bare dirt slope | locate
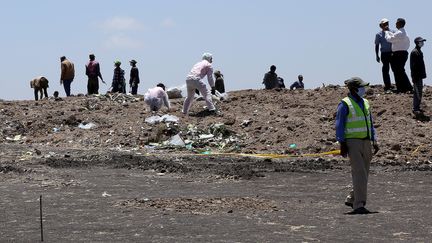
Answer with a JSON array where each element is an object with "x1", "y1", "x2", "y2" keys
[{"x1": 1, "y1": 85, "x2": 432, "y2": 165}]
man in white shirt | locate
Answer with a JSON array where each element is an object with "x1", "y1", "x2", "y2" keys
[
  {"x1": 144, "y1": 83, "x2": 171, "y2": 112},
  {"x1": 385, "y1": 18, "x2": 413, "y2": 93},
  {"x1": 182, "y1": 53, "x2": 217, "y2": 115}
]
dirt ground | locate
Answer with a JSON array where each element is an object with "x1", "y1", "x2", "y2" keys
[{"x1": 1, "y1": 86, "x2": 432, "y2": 242}]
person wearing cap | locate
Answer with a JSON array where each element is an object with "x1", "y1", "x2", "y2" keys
[
  {"x1": 385, "y1": 18, "x2": 413, "y2": 93},
  {"x1": 110, "y1": 61, "x2": 126, "y2": 93},
  {"x1": 262, "y1": 65, "x2": 279, "y2": 89},
  {"x1": 144, "y1": 83, "x2": 171, "y2": 112},
  {"x1": 129, "y1": 60, "x2": 140, "y2": 95},
  {"x1": 410, "y1": 37, "x2": 427, "y2": 113},
  {"x1": 182, "y1": 53, "x2": 217, "y2": 115},
  {"x1": 290, "y1": 75, "x2": 305, "y2": 90},
  {"x1": 60, "y1": 56, "x2": 75, "y2": 96},
  {"x1": 85, "y1": 54, "x2": 105, "y2": 95},
  {"x1": 335, "y1": 77, "x2": 379, "y2": 214},
  {"x1": 375, "y1": 18, "x2": 393, "y2": 91}
]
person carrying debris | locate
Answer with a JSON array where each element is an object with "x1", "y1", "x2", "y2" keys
[
  {"x1": 262, "y1": 65, "x2": 279, "y2": 89},
  {"x1": 335, "y1": 77, "x2": 379, "y2": 214},
  {"x1": 290, "y1": 75, "x2": 305, "y2": 90},
  {"x1": 182, "y1": 53, "x2": 217, "y2": 115},
  {"x1": 129, "y1": 59, "x2": 140, "y2": 95},
  {"x1": 60, "y1": 56, "x2": 75, "y2": 96},
  {"x1": 110, "y1": 61, "x2": 126, "y2": 93},
  {"x1": 30, "y1": 76, "x2": 49, "y2": 101},
  {"x1": 144, "y1": 83, "x2": 171, "y2": 112},
  {"x1": 85, "y1": 54, "x2": 105, "y2": 95}
]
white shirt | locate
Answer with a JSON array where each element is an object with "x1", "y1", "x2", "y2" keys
[
  {"x1": 144, "y1": 87, "x2": 170, "y2": 111},
  {"x1": 186, "y1": 60, "x2": 214, "y2": 87},
  {"x1": 385, "y1": 28, "x2": 410, "y2": 52}
]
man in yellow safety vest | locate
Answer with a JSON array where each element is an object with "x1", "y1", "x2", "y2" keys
[{"x1": 336, "y1": 77, "x2": 379, "y2": 214}]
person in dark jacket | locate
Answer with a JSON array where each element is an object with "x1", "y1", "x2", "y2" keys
[
  {"x1": 129, "y1": 59, "x2": 140, "y2": 95},
  {"x1": 111, "y1": 61, "x2": 126, "y2": 93},
  {"x1": 214, "y1": 70, "x2": 225, "y2": 93},
  {"x1": 410, "y1": 37, "x2": 427, "y2": 113},
  {"x1": 262, "y1": 65, "x2": 279, "y2": 89},
  {"x1": 410, "y1": 37, "x2": 426, "y2": 114}
]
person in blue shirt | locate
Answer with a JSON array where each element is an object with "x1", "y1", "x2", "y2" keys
[
  {"x1": 375, "y1": 18, "x2": 393, "y2": 91},
  {"x1": 290, "y1": 75, "x2": 305, "y2": 90},
  {"x1": 336, "y1": 77, "x2": 379, "y2": 214}
]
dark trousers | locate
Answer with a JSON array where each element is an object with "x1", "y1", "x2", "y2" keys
[
  {"x1": 63, "y1": 80, "x2": 72, "y2": 96},
  {"x1": 380, "y1": 52, "x2": 392, "y2": 90},
  {"x1": 34, "y1": 88, "x2": 48, "y2": 101},
  {"x1": 391, "y1": 51, "x2": 413, "y2": 92},
  {"x1": 413, "y1": 79, "x2": 423, "y2": 111},
  {"x1": 87, "y1": 77, "x2": 99, "y2": 95},
  {"x1": 131, "y1": 84, "x2": 138, "y2": 95}
]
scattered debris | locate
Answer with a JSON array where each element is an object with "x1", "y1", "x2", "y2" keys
[
  {"x1": 78, "y1": 122, "x2": 97, "y2": 130},
  {"x1": 145, "y1": 115, "x2": 180, "y2": 125}
]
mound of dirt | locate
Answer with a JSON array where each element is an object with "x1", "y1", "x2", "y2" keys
[{"x1": 1, "y1": 86, "x2": 432, "y2": 166}]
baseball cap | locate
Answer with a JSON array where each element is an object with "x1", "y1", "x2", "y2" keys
[
  {"x1": 380, "y1": 18, "x2": 389, "y2": 25},
  {"x1": 129, "y1": 59, "x2": 137, "y2": 64},
  {"x1": 344, "y1": 77, "x2": 369, "y2": 88},
  {"x1": 414, "y1": 37, "x2": 427, "y2": 43}
]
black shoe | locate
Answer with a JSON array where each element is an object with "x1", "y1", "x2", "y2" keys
[
  {"x1": 348, "y1": 207, "x2": 370, "y2": 215},
  {"x1": 345, "y1": 202, "x2": 353, "y2": 208}
]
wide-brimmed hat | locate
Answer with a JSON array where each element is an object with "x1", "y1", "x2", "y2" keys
[{"x1": 344, "y1": 77, "x2": 369, "y2": 88}]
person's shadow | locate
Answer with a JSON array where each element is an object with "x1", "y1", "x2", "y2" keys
[
  {"x1": 344, "y1": 210, "x2": 379, "y2": 215},
  {"x1": 189, "y1": 110, "x2": 220, "y2": 117}
]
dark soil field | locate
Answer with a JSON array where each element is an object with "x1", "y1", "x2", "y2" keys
[{"x1": 1, "y1": 86, "x2": 432, "y2": 242}]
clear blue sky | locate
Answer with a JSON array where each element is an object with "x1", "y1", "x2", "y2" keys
[{"x1": 1, "y1": 0, "x2": 430, "y2": 100}]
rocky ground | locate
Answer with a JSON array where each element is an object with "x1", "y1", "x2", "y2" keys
[{"x1": 1, "y1": 86, "x2": 432, "y2": 242}]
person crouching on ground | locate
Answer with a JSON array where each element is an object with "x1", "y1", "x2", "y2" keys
[
  {"x1": 182, "y1": 53, "x2": 217, "y2": 115},
  {"x1": 110, "y1": 60, "x2": 126, "y2": 93},
  {"x1": 262, "y1": 65, "x2": 279, "y2": 89},
  {"x1": 30, "y1": 76, "x2": 49, "y2": 101},
  {"x1": 290, "y1": 75, "x2": 305, "y2": 90},
  {"x1": 335, "y1": 77, "x2": 379, "y2": 214},
  {"x1": 144, "y1": 83, "x2": 171, "y2": 112}
]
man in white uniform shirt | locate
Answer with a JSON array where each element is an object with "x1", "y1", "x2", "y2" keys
[{"x1": 385, "y1": 18, "x2": 413, "y2": 93}]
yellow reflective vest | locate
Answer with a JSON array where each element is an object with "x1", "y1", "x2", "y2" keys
[{"x1": 342, "y1": 97, "x2": 372, "y2": 139}]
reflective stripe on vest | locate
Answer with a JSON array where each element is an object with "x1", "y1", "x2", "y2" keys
[{"x1": 342, "y1": 97, "x2": 372, "y2": 139}]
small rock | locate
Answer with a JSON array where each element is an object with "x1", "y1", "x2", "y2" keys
[
  {"x1": 227, "y1": 210, "x2": 233, "y2": 213},
  {"x1": 391, "y1": 144, "x2": 401, "y2": 151},
  {"x1": 34, "y1": 149, "x2": 42, "y2": 155}
]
